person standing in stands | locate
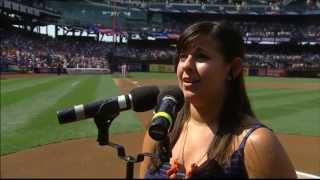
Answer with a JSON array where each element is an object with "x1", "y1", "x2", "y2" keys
[{"x1": 57, "y1": 61, "x2": 62, "y2": 75}]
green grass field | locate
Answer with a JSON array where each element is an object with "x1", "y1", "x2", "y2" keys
[
  {"x1": 1, "y1": 73, "x2": 320, "y2": 155},
  {"x1": 1, "y1": 75, "x2": 143, "y2": 155}
]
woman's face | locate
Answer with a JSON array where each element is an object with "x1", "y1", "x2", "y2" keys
[{"x1": 176, "y1": 35, "x2": 231, "y2": 106}]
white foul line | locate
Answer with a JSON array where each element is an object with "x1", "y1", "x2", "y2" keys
[
  {"x1": 296, "y1": 171, "x2": 320, "y2": 179},
  {"x1": 71, "y1": 81, "x2": 79, "y2": 87}
]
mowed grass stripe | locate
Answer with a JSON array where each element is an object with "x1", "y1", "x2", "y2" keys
[
  {"x1": 248, "y1": 89, "x2": 320, "y2": 109},
  {"x1": 1, "y1": 76, "x2": 72, "y2": 106},
  {"x1": 247, "y1": 88, "x2": 274, "y2": 94},
  {"x1": 244, "y1": 76, "x2": 320, "y2": 83},
  {"x1": 251, "y1": 89, "x2": 320, "y2": 136},
  {"x1": 1, "y1": 76, "x2": 81, "y2": 135},
  {"x1": 1, "y1": 75, "x2": 100, "y2": 155},
  {"x1": 255, "y1": 95, "x2": 320, "y2": 121},
  {"x1": 1, "y1": 76, "x2": 85, "y2": 155},
  {"x1": 257, "y1": 108, "x2": 320, "y2": 136},
  {"x1": 54, "y1": 75, "x2": 123, "y2": 137},
  {"x1": 34, "y1": 75, "x2": 101, "y2": 142},
  {"x1": 83, "y1": 75, "x2": 143, "y2": 134},
  {"x1": 249, "y1": 90, "x2": 320, "y2": 110},
  {"x1": 1, "y1": 76, "x2": 58, "y2": 93},
  {"x1": 93, "y1": 75, "x2": 120, "y2": 100},
  {"x1": 246, "y1": 88, "x2": 298, "y2": 100},
  {"x1": 108, "y1": 79, "x2": 143, "y2": 134},
  {"x1": 0, "y1": 76, "x2": 35, "y2": 86}
]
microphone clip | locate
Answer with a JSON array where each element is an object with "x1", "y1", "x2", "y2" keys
[{"x1": 94, "y1": 99, "x2": 120, "y2": 145}]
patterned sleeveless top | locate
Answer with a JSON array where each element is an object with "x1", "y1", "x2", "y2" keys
[{"x1": 145, "y1": 124, "x2": 269, "y2": 178}]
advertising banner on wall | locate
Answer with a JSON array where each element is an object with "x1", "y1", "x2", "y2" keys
[
  {"x1": 117, "y1": 63, "x2": 143, "y2": 72},
  {"x1": 258, "y1": 67, "x2": 268, "y2": 76},
  {"x1": 267, "y1": 68, "x2": 286, "y2": 77},
  {"x1": 149, "y1": 64, "x2": 175, "y2": 73}
]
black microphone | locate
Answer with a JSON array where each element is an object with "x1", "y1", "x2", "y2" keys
[
  {"x1": 148, "y1": 85, "x2": 184, "y2": 141},
  {"x1": 57, "y1": 86, "x2": 160, "y2": 124}
]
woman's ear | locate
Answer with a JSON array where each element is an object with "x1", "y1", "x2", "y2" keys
[{"x1": 229, "y1": 57, "x2": 243, "y2": 79}]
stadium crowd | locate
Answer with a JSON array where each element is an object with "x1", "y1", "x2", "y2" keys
[
  {"x1": 0, "y1": 30, "x2": 110, "y2": 72},
  {"x1": 245, "y1": 53, "x2": 320, "y2": 69},
  {"x1": 159, "y1": 20, "x2": 320, "y2": 41},
  {"x1": 112, "y1": 44, "x2": 175, "y2": 61},
  {"x1": 1, "y1": 29, "x2": 319, "y2": 73}
]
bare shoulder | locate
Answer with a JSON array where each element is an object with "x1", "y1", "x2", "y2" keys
[
  {"x1": 246, "y1": 126, "x2": 276, "y2": 147},
  {"x1": 243, "y1": 126, "x2": 297, "y2": 178}
]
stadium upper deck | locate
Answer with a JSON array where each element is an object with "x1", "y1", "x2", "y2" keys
[{"x1": 88, "y1": 0, "x2": 320, "y2": 15}]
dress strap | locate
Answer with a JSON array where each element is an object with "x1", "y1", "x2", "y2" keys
[{"x1": 238, "y1": 124, "x2": 271, "y2": 150}]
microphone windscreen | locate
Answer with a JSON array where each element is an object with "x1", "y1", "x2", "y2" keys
[
  {"x1": 57, "y1": 107, "x2": 77, "y2": 124},
  {"x1": 158, "y1": 85, "x2": 184, "y2": 111},
  {"x1": 130, "y1": 86, "x2": 160, "y2": 112}
]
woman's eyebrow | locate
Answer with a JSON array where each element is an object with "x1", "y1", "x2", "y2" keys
[{"x1": 193, "y1": 47, "x2": 210, "y2": 54}]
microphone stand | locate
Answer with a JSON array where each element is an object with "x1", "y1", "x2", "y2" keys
[
  {"x1": 93, "y1": 100, "x2": 170, "y2": 178},
  {"x1": 158, "y1": 136, "x2": 171, "y2": 163}
]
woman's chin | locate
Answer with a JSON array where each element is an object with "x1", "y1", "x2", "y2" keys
[
  {"x1": 183, "y1": 91, "x2": 197, "y2": 101},
  {"x1": 180, "y1": 83, "x2": 201, "y2": 100}
]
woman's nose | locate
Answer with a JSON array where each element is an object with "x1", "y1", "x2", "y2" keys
[{"x1": 182, "y1": 54, "x2": 195, "y2": 70}]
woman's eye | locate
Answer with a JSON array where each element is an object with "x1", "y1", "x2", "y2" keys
[
  {"x1": 194, "y1": 54, "x2": 209, "y2": 62},
  {"x1": 179, "y1": 54, "x2": 188, "y2": 61}
]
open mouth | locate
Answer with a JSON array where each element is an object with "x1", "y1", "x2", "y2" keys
[{"x1": 182, "y1": 79, "x2": 200, "y2": 84}]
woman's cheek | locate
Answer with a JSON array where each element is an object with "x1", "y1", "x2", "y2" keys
[
  {"x1": 176, "y1": 64, "x2": 183, "y2": 82},
  {"x1": 195, "y1": 63, "x2": 209, "y2": 78}
]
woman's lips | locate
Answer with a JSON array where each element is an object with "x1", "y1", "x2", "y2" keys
[{"x1": 182, "y1": 79, "x2": 200, "y2": 86}]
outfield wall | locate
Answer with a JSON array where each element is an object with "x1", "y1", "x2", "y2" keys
[{"x1": 1, "y1": 63, "x2": 319, "y2": 77}]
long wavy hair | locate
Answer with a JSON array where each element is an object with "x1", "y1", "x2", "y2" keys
[{"x1": 150, "y1": 20, "x2": 256, "y2": 171}]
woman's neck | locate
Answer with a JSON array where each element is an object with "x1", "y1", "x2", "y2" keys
[{"x1": 188, "y1": 101, "x2": 222, "y2": 127}]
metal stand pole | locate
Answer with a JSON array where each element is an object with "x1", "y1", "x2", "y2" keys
[{"x1": 126, "y1": 156, "x2": 135, "y2": 179}]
